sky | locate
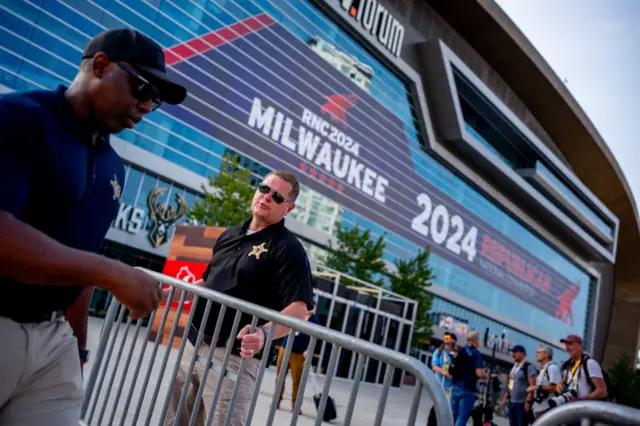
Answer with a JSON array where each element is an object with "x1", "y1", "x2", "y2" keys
[{"x1": 494, "y1": 0, "x2": 640, "y2": 214}]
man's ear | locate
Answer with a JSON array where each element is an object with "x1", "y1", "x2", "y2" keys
[
  {"x1": 285, "y1": 203, "x2": 295, "y2": 215},
  {"x1": 91, "y1": 52, "x2": 110, "y2": 78}
]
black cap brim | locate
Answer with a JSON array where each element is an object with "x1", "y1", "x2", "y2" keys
[{"x1": 138, "y1": 65, "x2": 187, "y2": 105}]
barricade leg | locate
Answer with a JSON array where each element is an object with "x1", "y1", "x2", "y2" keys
[{"x1": 163, "y1": 343, "x2": 208, "y2": 426}]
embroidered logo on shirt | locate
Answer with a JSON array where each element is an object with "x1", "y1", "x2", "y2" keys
[
  {"x1": 248, "y1": 243, "x2": 268, "y2": 259},
  {"x1": 110, "y1": 175, "x2": 121, "y2": 201}
]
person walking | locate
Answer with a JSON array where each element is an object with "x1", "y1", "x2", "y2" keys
[
  {"x1": 275, "y1": 310, "x2": 320, "y2": 413},
  {"x1": 0, "y1": 28, "x2": 186, "y2": 426},
  {"x1": 449, "y1": 330, "x2": 486, "y2": 426},
  {"x1": 500, "y1": 345, "x2": 537, "y2": 426},
  {"x1": 427, "y1": 332, "x2": 457, "y2": 426},
  {"x1": 163, "y1": 171, "x2": 315, "y2": 426}
]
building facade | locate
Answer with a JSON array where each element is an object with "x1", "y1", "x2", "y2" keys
[{"x1": 2, "y1": 0, "x2": 638, "y2": 364}]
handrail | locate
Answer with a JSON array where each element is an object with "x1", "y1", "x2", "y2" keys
[
  {"x1": 532, "y1": 401, "x2": 640, "y2": 426},
  {"x1": 137, "y1": 268, "x2": 453, "y2": 426}
]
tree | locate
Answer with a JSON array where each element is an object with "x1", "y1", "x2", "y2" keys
[
  {"x1": 388, "y1": 247, "x2": 436, "y2": 346},
  {"x1": 326, "y1": 223, "x2": 387, "y2": 286},
  {"x1": 189, "y1": 153, "x2": 255, "y2": 227},
  {"x1": 607, "y1": 353, "x2": 640, "y2": 408}
]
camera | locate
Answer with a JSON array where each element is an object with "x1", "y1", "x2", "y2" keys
[
  {"x1": 534, "y1": 388, "x2": 549, "y2": 404},
  {"x1": 547, "y1": 390, "x2": 577, "y2": 408}
]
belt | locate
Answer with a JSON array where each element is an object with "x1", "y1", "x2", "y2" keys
[{"x1": 2, "y1": 310, "x2": 64, "y2": 324}]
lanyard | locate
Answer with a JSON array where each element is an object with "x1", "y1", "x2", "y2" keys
[
  {"x1": 510, "y1": 360, "x2": 525, "y2": 379},
  {"x1": 568, "y1": 360, "x2": 582, "y2": 387}
]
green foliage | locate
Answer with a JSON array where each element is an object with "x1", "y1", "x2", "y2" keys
[
  {"x1": 326, "y1": 222, "x2": 436, "y2": 346},
  {"x1": 326, "y1": 223, "x2": 387, "y2": 286},
  {"x1": 189, "y1": 153, "x2": 254, "y2": 227},
  {"x1": 389, "y1": 248, "x2": 435, "y2": 346},
  {"x1": 606, "y1": 353, "x2": 640, "y2": 408}
]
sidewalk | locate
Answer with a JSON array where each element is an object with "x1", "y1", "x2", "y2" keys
[{"x1": 83, "y1": 317, "x2": 508, "y2": 425}]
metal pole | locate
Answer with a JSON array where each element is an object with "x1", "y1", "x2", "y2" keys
[
  {"x1": 363, "y1": 290, "x2": 383, "y2": 380},
  {"x1": 318, "y1": 271, "x2": 340, "y2": 373}
]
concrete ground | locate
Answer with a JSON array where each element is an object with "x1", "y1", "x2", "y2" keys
[{"x1": 82, "y1": 317, "x2": 508, "y2": 425}]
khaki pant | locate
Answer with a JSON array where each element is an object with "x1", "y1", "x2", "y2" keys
[
  {"x1": 0, "y1": 316, "x2": 84, "y2": 426},
  {"x1": 274, "y1": 347, "x2": 305, "y2": 409},
  {"x1": 164, "y1": 342, "x2": 259, "y2": 426}
]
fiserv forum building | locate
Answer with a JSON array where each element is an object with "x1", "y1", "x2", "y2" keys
[{"x1": 1, "y1": 0, "x2": 638, "y2": 365}]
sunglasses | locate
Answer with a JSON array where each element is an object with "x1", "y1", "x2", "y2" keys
[
  {"x1": 258, "y1": 183, "x2": 291, "y2": 205},
  {"x1": 116, "y1": 63, "x2": 162, "y2": 111}
]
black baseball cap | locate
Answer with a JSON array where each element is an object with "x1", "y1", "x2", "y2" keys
[{"x1": 83, "y1": 28, "x2": 187, "y2": 105}]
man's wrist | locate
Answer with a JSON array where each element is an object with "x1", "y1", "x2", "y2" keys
[{"x1": 257, "y1": 325, "x2": 268, "y2": 346}]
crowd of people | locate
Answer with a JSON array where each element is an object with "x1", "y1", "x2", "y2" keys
[{"x1": 429, "y1": 331, "x2": 608, "y2": 426}]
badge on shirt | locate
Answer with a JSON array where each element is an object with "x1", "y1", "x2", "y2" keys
[
  {"x1": 110, "y1": 174, "x2": 121, "y2": 201},
  {"x1": 248, "y1": 242, "x2": 268, "y2": 259}
]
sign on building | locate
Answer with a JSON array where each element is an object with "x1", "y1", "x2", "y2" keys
[{"x1": 111, "y1": 187, "x2": 188, "y2": 248}]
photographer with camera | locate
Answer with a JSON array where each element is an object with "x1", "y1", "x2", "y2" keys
[
  {"x1": 549, "y1": 335, "x2": 607, "y2": 425},
  {"x1": 527, "y1": 345, "x2": 561, "y2": 419},
  {"x1": 500, "y1": 345, "x2": 537, "y2": 426}
]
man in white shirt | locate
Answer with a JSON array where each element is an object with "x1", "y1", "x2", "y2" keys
[
  {"x1": 555, "y1": 335, "x2": 608, "y2": 426},
  {"x1": 527, "y1": 344, "x2": 561, "y2": 419}
]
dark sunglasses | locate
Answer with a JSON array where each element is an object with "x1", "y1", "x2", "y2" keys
[
  {"x1": 258, "y1": 183, "x2": 291, "y2": 205},
  {"x1": 116, "y1": 63, "x2": 162, "y2": 111}
]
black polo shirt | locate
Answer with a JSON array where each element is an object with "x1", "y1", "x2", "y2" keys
[
  {"x1": 0, "y1": 86, "x2": 125, "y2": 318},
  {"x1": 192, "y1": 218, "x2": 315, "y2": 339}
]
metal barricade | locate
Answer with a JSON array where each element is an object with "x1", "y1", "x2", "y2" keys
[
  {"x1": 81, "y1": 269, "x2": 453, "y2": 426},
  {"x1": 532, "y1": 401, "x2": 640, "y2": 426}
]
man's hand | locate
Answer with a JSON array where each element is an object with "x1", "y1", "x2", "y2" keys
[
  {"x1": 444, "y1": 373, "x2": 453, "y2": 379},
  {"x1": 556, "y1": 382, "x2": 566, "y2": 394},
  {"x1": 527, "y1": 385, "x2": 539, "y2": 393},
  {"x1": 104, "y1": 266, "x2": 161, "y2": 319},
  {"x1": 236, "y1": 324, "x2": 265, "y2": 359}
]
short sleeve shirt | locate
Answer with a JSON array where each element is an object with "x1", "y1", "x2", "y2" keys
[
  {"x1": 508, "y1": 361, "x2": 538, "y2": 403},
  {"x1": 0, "y1": 86, "x2": 124, "y2": 316},
  {"x1": 452, "y1": 346, "x2": 484, "y2": 393},
  {"x1": 566, "y1": 358, "x2": 603, "y2": 399},
  {"x1": 192, "y1": 218, "x2": 315, "y2": 338},
  {"x1": 432, "y1": 348, "x2": 453, "y2": 389},
  {"x1": 533, "y1": 362, "x2": 562, "y2": 413}
]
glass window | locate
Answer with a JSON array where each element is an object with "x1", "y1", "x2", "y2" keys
[
  {"x1": 536, "y1": 162, "x2": 613, "y2": 237},
  {"x1": 121, "y1": 167, "x2": 143, "y2": 205}
]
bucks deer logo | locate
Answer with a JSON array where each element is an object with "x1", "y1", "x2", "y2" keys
[{"x1": 147, "y1": 187, "x2": 188, "y2": 248}]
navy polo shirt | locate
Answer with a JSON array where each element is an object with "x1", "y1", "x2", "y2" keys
[{"x1": 0, "y1": 86, "x2": 125, "y2": 317}]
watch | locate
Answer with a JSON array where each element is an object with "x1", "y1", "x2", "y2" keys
[
  {"x1": 79, "y1": 349, "x2": 90, "y2": 363},
  {"x1": 256, "y1": 325, "x2": 269, "y2": 344}
]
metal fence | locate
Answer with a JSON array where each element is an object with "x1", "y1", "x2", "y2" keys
[
  {"x1": 80, "y1": 268, "x2": 453, "y2": 426},
  {"x1": 309, "y1": 264, "x2": 418, "y2": 387},
  {"x1": 532, "y1": 400, "x2": 640, "y2": 426}
]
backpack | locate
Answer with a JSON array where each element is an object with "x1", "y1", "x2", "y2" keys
[
  {"x1": 581, "y1": 355, "x2": 611, "y2": 401},
  {"x1": 521, "y1": 361, "x2": 538, "y2": 379},
  {"x1": 449, "y1": 346, "x2": 471, "y2": 380}
]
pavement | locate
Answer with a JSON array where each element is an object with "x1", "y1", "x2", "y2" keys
[{"x1": 82, "y1": 317, "x2": 509, "y2": 425}]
